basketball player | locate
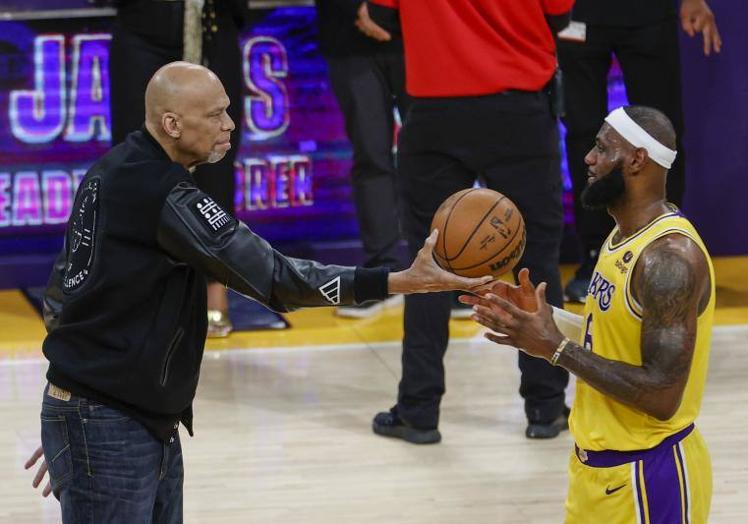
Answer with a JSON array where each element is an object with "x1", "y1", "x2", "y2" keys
[
  {"x1": 24, "y1": 62, "x2": 492, "y2": 523},
  {"x1": 462, "y1": 106, "x2": 714, "y2": 522}
]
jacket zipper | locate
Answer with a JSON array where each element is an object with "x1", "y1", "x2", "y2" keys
[{"x1": 160, "y1": 328, "x2": 184, "y2": 386}]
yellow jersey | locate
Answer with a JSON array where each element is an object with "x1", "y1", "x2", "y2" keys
[{"x1": 569, "y1": 209, "x2": 715, "y2": 451}]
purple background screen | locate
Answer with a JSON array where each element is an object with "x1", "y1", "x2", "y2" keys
[{"x1": 1, "y1": 4, "x2": 745, "y2": 263}]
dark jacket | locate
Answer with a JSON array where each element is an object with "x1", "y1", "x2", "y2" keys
[
  {"x1": 113, "y1": 0, "x2": 252, "y2": 50},
  {"x1": 43, "y1": 129, "x2": 388, "y2": 440}
]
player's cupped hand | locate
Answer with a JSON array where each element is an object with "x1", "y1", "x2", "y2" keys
[
  {"x1": 462, "y1": 277, "x2": 564, "y2": 360},
  {"x1": 460, "y1": 268, "x2": 538, "y2": 313}
]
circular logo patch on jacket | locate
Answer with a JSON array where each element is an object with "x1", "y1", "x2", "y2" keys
[{"x1": 63, "y1": 178, "x2": 99, "y2": 292}]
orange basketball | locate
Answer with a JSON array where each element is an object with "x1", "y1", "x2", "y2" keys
[{"x1": 431, "y1": 188, "x2": 526, "y2": 278}]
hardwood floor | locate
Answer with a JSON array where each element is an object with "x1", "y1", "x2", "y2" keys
[{"x1": 2, "y1": 327, "x2": 747, "y2": 523}]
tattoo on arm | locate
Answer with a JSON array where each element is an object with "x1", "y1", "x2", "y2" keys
[
  {"x1": 638, "y1": 247, "x2": 697, "y2": 390},
  {"x1": 557, "y1": 239, "x2": 701, "y2": 420}
]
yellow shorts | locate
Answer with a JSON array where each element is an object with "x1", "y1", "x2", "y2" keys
[{"x1": 565, "y1": 425, "x2": 711, "y2": 524}]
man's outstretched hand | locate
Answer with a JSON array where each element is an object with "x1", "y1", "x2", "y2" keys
[{"x1": 388, "y1": 230, "x2": 494, "y2": 295}]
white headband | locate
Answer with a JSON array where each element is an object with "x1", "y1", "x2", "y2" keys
[{"x1": 604, "y1": 107, "x2": 677, "y2": 169}]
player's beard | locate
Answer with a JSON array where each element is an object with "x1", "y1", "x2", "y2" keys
[{"x1": 581, "y1": 163, "x2": 626, "y2": 211}]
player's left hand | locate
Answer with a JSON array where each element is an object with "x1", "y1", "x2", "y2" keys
[
  {"x1": 680, "y1": 0, "x2": 722, "y2": 56},
  {"x1": 25, "y1": 445, "x2": 52, "y2": 498},
  {"x1": 388, "y1": 230, "x2": 493, "y2": 294},
  {"x1": 464, "y1": 281, "x2": 564, "y2": 361}
]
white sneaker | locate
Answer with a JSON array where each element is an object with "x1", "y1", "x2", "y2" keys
[{"x1": 336, "y1": 294, "x2": 403, "y2": 319}]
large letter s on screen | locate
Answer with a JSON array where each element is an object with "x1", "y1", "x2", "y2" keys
[{"x1": 244, "y1": 36, "x2": 289, "y2": 141}]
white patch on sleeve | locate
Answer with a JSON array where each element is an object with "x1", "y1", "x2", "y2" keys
[
  {"x1": 195, "y1": 196, "x2": 232, "y2": 232},
  {"x1": 319, "y1": 276, "x2": 341, "y2": 305}
]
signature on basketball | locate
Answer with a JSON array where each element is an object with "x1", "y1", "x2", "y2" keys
[
  {"x1": 489, "y1": 209, "x2": 514, "y2": 239},
  {"x1": 489, "y1": 229, "x2": 526, "y2": 273},
  {"x1": 480, "y1": 209, "x2": 515, "y2": 249}
]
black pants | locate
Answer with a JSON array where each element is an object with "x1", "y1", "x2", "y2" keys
[
  {"x1": 559, "y1": 17, "x2": 684, "y2": 254},
  {"x1": 109, "y1": 24, "x2": 242, "y2": 213},
  {"x1": 395, "y1": 91, "x2": 569, "y2": 428},
  {"x1": 327, "y1": 52, "x2": 410, "y2": 270}
]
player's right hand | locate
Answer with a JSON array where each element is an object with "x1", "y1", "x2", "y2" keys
[
  {"x1": 24, "y1": 445, "x2": 52, "y2": 498},
  {"x1": 466, "y1": 281, "x2": 564, "y2": 361},
  {"x1": 460, "y1": 268, "x2": 539, "y2": 313}
]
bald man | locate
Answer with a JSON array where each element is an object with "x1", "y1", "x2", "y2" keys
[
  {"x1": 26, "y1": 62, "x2": 491, "y2": 523},
  {"x1": 462, "y1": 105, "x2": 715, "y2": 522}
]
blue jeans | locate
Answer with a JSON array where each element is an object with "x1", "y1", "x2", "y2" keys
[{"x1": 40, "y1": 383, "x2": 183, "y2": 523}]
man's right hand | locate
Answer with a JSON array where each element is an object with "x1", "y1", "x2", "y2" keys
[
  {"x1": 25, "y1": 445, "x2": 52, "y2": 497},
  {"x1": 387, "y1": 230, "x2": 493, "y2": 295},
  {"x1": 355, "y1": 2, "x2": 392, "y2": 42}
]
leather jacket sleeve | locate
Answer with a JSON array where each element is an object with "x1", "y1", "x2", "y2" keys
[
  {"x1": 157, "y1": 182, "x2": 388, "y2": 312},
  {"x1": 43, "y1": 245, "x2": 67, "y2": 333}
]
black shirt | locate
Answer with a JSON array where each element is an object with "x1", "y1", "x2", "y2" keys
[{"x1": 572, "y1": 0, "x2": 678, "y2": 27}]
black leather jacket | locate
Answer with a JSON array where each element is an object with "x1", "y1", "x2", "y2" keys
[{"x1": 42, "y1": 129, "x2": 388, "y2": 439}]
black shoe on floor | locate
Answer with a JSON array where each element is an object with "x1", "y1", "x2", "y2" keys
[
  {"x1": 526, "y1": 406, "x2": 571, "y2": 439},
  {"x1": 563, "y1": 277, "x2": 590, "y2": 304},
  {"x1": 372, "y1": 411, "x2": 442, "y2": 444},
  {"x1": 564, "y1": 249, "x2": 599, "y2": 303}
]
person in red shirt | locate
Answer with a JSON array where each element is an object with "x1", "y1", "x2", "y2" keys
[{"x1": 361, "y1": 0, "x2": 575, "y2": 443}]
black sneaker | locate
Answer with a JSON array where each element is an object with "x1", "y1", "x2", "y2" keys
[
  {"x1": 526, "y1": 406, "x2": 571, "y2": 439},
  {"x1": 564, "y1": 249, "x2": 599, "y2": 303},
  {"x1": 563, "y1": 277, "x2": 590, "y2": 304},
  {"x1": 372, "y1": 411, "x2": 442, "y2": 444}
]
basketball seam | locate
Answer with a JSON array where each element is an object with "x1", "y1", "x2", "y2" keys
[
  {"x1": 444, "y1": 196, "x2": 507, "y2": 262},
  {"x1": 441, "y1": 188, "x2": 478, "y2": 271},
  {"x1": 449, "y1": 219, "x2": 525, "y2": 271}
]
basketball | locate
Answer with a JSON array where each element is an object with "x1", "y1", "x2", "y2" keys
[{"x1": 431, "y1": 188, "x2": 526, "y2": 278}]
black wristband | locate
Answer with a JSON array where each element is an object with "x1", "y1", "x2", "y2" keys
[{"x1": 353, "y1": 266, "x2": 390, "y2": 304}]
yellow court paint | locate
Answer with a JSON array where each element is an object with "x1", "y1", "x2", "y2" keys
[{"x1": 1, "y1": 258, "x2": 747, "y2": 358}]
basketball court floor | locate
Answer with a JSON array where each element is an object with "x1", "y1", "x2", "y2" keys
[{"x1": 1, "y1": 260, "x2": 747, "y2": 523}]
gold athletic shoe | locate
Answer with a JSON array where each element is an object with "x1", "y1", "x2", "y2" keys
[{"x1": 207, "y1": 310, "x2": 232, "y2": 338}]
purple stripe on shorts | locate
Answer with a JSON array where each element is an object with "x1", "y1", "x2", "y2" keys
[
  {"x1": 675, "y1": 443, "x2": 690, "y2": 524},
  {"x1": 642, "y1": 439, "x2": 684, "y2": 524},
  {"x1": 575, "y1": 424, "x2": 694, "y2": 468}
]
